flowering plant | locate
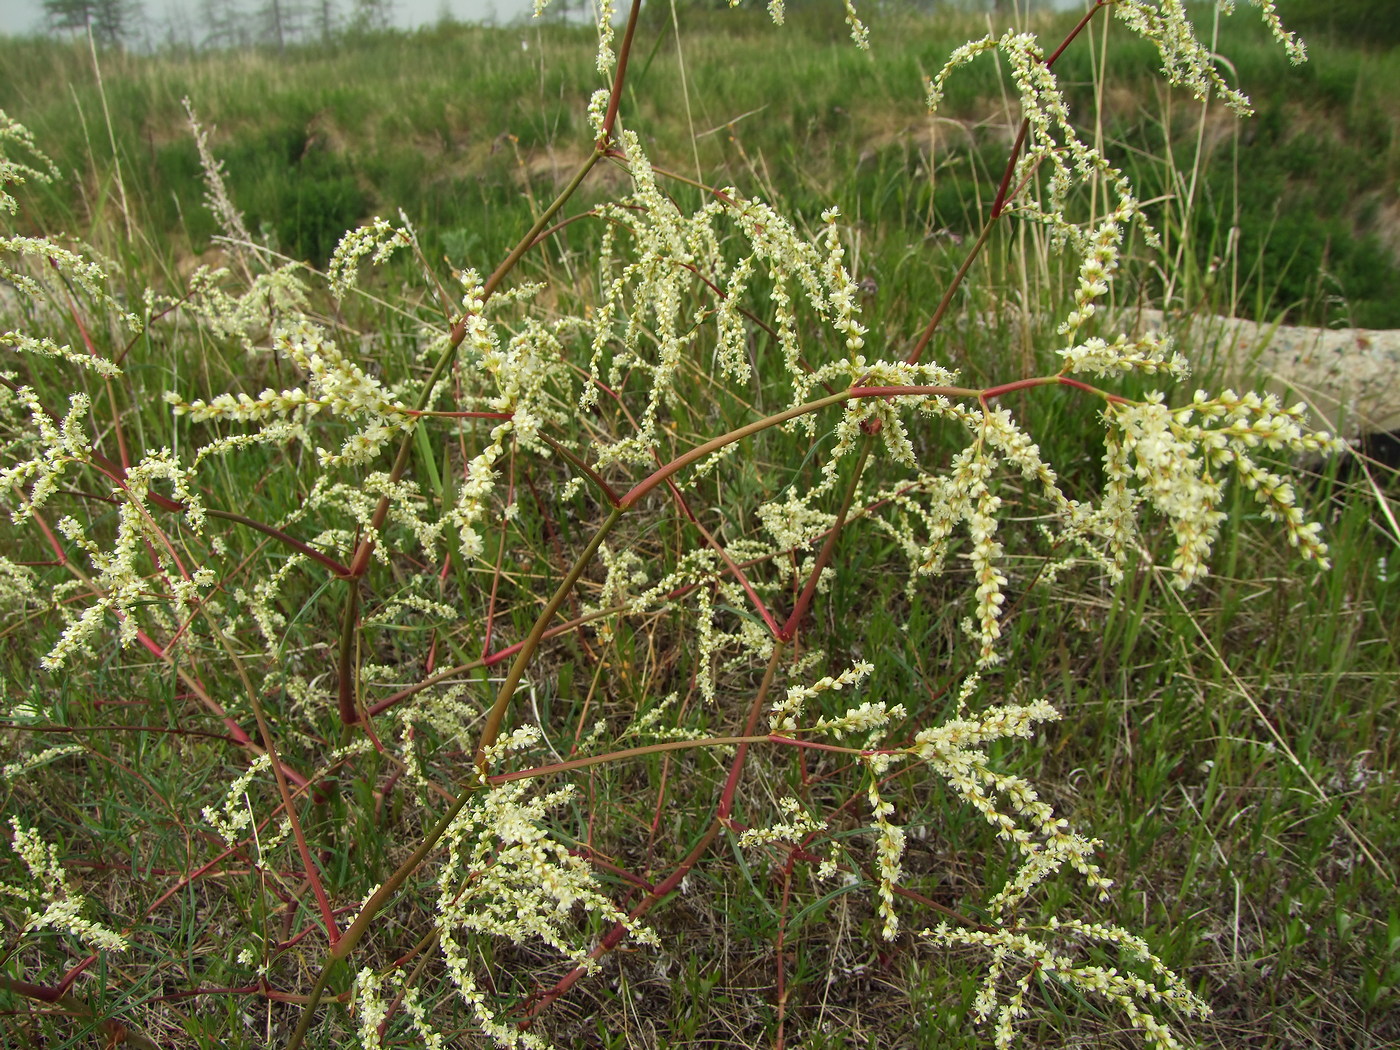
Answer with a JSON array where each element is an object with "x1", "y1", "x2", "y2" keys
[{"x1": 0, "y1": 3, "x2": 1361, "y2": 1048}]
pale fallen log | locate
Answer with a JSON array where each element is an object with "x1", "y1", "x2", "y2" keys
[{"x1": 1127, "y1": 309, "x2": 1400, "y2": 439}]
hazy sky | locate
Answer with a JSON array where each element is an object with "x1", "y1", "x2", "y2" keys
[
  {"x1": 0, "y1": 1, "x2": 1087, "y2": 39},
  {"x1": 0, "y1": 0, "x2": 541, "y2": 38}
]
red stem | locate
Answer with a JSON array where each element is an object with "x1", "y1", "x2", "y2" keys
[
  {"x1": 779, "y1": 434, "x2": 871, "y2": 641},
  {"x1": 597, "y1": 0, "x2": 646, "y2": 148},
  {"x1": 519, "y1": 645, "x2": 786, "y2": 1024},
  {"x1": 907, "y1": 0, "x2": 1110, "y2": 365}
]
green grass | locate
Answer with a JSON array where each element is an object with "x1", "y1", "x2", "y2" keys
[
  {"x1": 1, "y1": 5, "x2": 1398, "y2": 1050},
  {"x1": 3, "y1": 8, "x2": 1399, "y2": 319}
]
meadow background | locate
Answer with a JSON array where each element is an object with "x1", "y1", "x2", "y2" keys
[{"x1": 1, "y1": 1, "x2": 1398, "y2": 1047}]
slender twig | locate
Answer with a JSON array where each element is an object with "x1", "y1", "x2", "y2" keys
[
  {"x1": 596, "y1": 0, "x2": 646, "y2": 149},
  {"x1": 206, "y1": 614, "x2": 341, "y2": 945},
  {"x1": 520, "y1": 642, "x2": 788, "y2": 1022},
  {"x1": 905, "y1": 0, "x2": 1110, "y2": 365},
  {"x1": 684, "y1": 509, "x2": 781, "y2": 637},
  {"x1": 488, "y1": 733, "x2": 782, "y2": 783},
  {"x1": 0, "y1": 973, "x2": 161, "y2": 1050},
  {"x1": 780, "y1": 432, "x2": 873, "y2": 641},
  {"x1": 904, "y1": 217, "x2": 997, "y2": 365},
  {"x1": 204, "y1": 507, "x2": 351, "y2": 577},
  {"x1": 337, "y1": 581, "x2": 360, "y2": 725},
  {"x1": 333, "y1": 142, "x2": 613, "y2": 724},
  {"x1": 538, "y1": 432, "x2": 620, "y2": 505},
  {"x1": 473, "y1": 504, "x2": 625, "y2": 772}
]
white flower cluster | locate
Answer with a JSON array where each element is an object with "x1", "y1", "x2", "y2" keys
[
  {"x1": 1, "y1": 328, "x2": 121, "y2": 379},
  {"x1": 371, "y1": 781, "x2": 657, "y2": 1049},
  {"x1": 586, "y1": 88, "x2": 610, "y2": 140},
  {"x1": 1113, "y1": 0, "x2": 1305, "y2": 114},
  {"x1": 757, "y1": 491, "x2": 837, "y2": 553},
  {"x1": 927, "y1": 917, "x2": 1209, "y2": 1050},
  {"x1": 910, "y1": 696, "x2": 1112, "y2": 917},
  {"x1": 1059, "y1": 331, "x2": 1188, "y2": 379},
  {"x1": 1104, "y1": 389, "x2": 1342, "y2": 587},
  {"x1": 738, "y1": 795, "x2": 827, "y2": 849},
  {"x1": 768, "y1": 659, "x2": 873, "y2": 733},
  {"x1": 865, "y1": 765, "x2": 905, "y2": 941},
  {"x1": 202, "y1": 752, "x2": 272, "y2": 847},
  {"x1": 443, "y1": 270, "x2": 564, "y2": 561},
  {"x1": 754, "y1": 0, "x2": 867, "y2": 47},
  {"x1": 925, "y1": 2, "x2": 1310, "y2": 376},
  {"x1": 3, "y1": 817, "x2": 129, "y2": 953},
  {"x1": 180, "y1": 263, "x2": 313, "y2": 352},
  {"x1": 588, "y1": 542, "x2": 650, "y2": 643},
  {"x1": 1, "y1": 390, "x2": 93, "y2": 521},
  {"x1": 1, "y1": 743, "x2": 84, "y2": 781},
  {"x1": 0, "y1": 109, "x2": 58, "y2": 214},
  {"x1": 362, "y1": 590, "x2": 460, "y2": 628},
  {"x1": 869, "y1": 688, "x2": 1207, "y2": 1046},
  {"x1": 225, "y1": 517, "x2": 346, "y2": 652},
  {"x1": 593, "y1": 0, "x2": 616, "y2": 76},
  {"x1": 327, "y1": 216, "x2": 413, "y2": 302},
  {"x1": 809, "y1": 699, "x2": 905, "y2": 741},
  {"x1": 598, "y1": 547, "x2": 781, "y2": 706},
  {"x1": 929, "y1": 31, "x2": 1131, "y2": 245},
  {"x1": 862, "y1": 371, "x2": 1339, "y2": 660},
  {"x1": 802, "y1": 355, "x2": 962, "y2": 495},
  {"x1": 652, "y1": 555, "x2": 780, "y2": 705},
  {"x1": 0, "y1": 116, "x2": 136, "y2": 346},
  {"x1": 890, "y1": 407, "x2": 1054, "y2": 667},
  {"x1": 619, "y1": 691, "x2": 692, "y2": 744},
  {"x1": 1058, "y1": 196, "x2": 1139, "y2": 341},
  {"x1": 596, "y1": 542, "x2": 649, "y2": 611},
  {"x1": 2, "y1": 113, "x2": 141, "y2": 360},
  {"x1": 361, "y1": 473, "x2": 444, "y2": 554},
  {"x1": 694, "y1": 579, "x2": 720, "y2": 704},
  {"x1": 449, "y1": 421, "x2": 510, "y2": 562},
  {"x1": 477, "y1": 723, "x2": 543, "y2": 771},
  {"x1": 26, "y1": 447, "x2": 212, "y2": 671},
  {"x1": 183, "y1": 98, "x2": 255, "y2": 264},
  {"x1": 352, "y1": 966, "x2": 393, "y2": 1050},
  {"x1": 587, "y1": 132, "x2": 871, "y2": 467},
  {"x1": 169, "y1": 320, "x2": 413, "y2": 468}
]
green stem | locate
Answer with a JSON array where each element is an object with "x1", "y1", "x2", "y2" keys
[
  {"x1": 204, "y1": 507, "x2": 351, "y2": 576},
  {"x1": 597, "y1": 0, "x2": 646, "y2": 147},
  {"x1": 0, "y1": 974, "x2": 161, "y2": 1050},
  {"x1": 905, "y1": 0, "x2": 1108, "y2": 367},
  {"x1": 364, "y1": 605, "x2": 626, "y2": 719},
  {"x1": 538, "y1": 432, "x2": 620, "y2": 505},
  {"x1": 473, "y1": 504, "x2": 626, "y2": 772},
  {"x1": 904, "y1": 218, "x2": 997, "y2": 365},
  {"x1": 334, "y1": 145, "x2": 609, "y2": 725},
  {"x1": 284, "y1": 780, "x2": 479, "y2": 1050},
  {"x1": 488, "y1": 733, "x2": 782, "y2": 783},
  {"x1": 621, "y1": 383, "x2": 989, "y2": 509},
  {"x1": 780, "y1": 431, "x2": 873, "y2": 641},
  {"x1": 212, "y1": 618, "x2": 341, "y2": 945},
  {"x1": 336, "y1": 581, "x2": 360, "y2": 726},
  {"x1": 520, "y1": 641, "x2": 788, "y2": 1022},
  {"x1": 344, "y1": 144, "x2": 608, "y2": 583},
  {"x1": 288, "y1": 510, "x2": 627, "y2": 1050}
]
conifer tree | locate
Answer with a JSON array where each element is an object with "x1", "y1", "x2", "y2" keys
[{"x1": 41, "y1": 0, "x2": 140, "y2": 45}]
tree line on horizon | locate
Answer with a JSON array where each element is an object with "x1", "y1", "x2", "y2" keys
[
  {"x1": 32, "y1": 0, "x2": 407, "y2": 51},
  {"x1": 23, "y1": 0, "x2": 1400, "y2": 59}
]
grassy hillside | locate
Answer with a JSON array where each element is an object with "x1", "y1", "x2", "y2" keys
[
  {"x1": 2, "y1": 8, "x2": 1400, "y2": 323},
  {"x1": 0, "y1": 6, "x2": 1397, "y2": 1050}
]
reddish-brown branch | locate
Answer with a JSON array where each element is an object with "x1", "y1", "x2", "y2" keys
[
  {"x1": 596, "y1": 0, "x2": 646, "y2": 148},
  {"x1": 518, "y1": 644, "x2": 787, "y2": 1024},
  {"x1": 779, "y1": 433, "x2": 871, "y2": 641},
  {"x1": 907, "y1": 0, "x2": 1110, "y2": 364}
]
